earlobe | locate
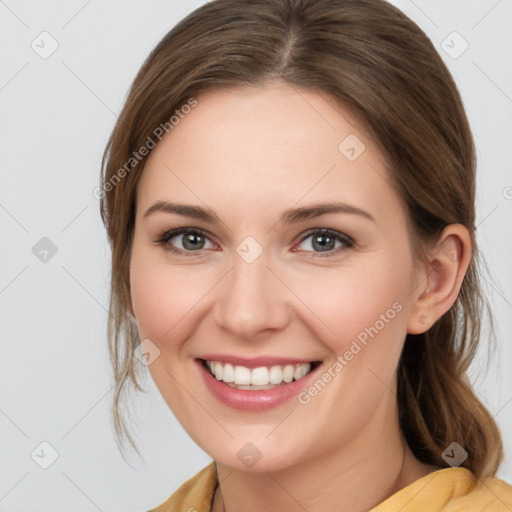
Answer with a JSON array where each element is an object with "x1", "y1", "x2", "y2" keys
[{"x1": 407, "y1": 224, "x2": 472, "y2": 335}]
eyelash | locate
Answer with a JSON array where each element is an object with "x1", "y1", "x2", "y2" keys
[{"x1": 154, "y1": 227, "x2": 355, "y2": 258}]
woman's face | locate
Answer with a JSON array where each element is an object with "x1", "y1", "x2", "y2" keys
[{"x1": 130, "y1": 80, "x2": 423, "y2": 471}]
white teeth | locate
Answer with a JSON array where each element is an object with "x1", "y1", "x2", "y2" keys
[
  {"x1": 283, "y1": 364, "x2": 295, "y2": 383},
  {"x1": 222, "y1": 363, "x2": 234, "y2": 383},
  {"x1": 214, "y1": 361, "x2": 223, "y2": 380},
  {"x1": 251, "y1": 367, "x2": 269, "y2": 385},
  {"x1": 234, "y1": 365, "x2": 251, "y2": 385},
  {"x1": 294, "y1": 364, "x2": 309, "y2": 380},
  {"x1": 269, "y1": 365, "x2": 283, "y2": 384},
  {"x1": 205, "y1": 360, "x2": 313, "y2": 386}
]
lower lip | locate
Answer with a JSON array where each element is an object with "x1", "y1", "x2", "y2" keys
[{"x1": 195, "y1": 359, "x2": 322, "y2": 411}]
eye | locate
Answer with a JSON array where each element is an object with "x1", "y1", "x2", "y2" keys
[
  {"x1": 293, "y1": 229, "x2": 354, "y2": 256},
  {"x1": 155, "y1": 227, "x2": 354, "y2": 258},
  {"x1": 155, "y1": 227, "x2": 216, "y2": 256}
]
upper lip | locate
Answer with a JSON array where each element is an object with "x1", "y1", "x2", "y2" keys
[{"x1": 197, "y1": 354, "x2": 321, "y2": 369}]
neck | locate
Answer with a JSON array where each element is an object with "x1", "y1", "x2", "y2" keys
[{"x1": 212, "y1": 393, "x2": 435, "y2": 512}]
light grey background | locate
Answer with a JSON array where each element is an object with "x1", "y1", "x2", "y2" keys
[{"x1": 0, "y1": 1, "x2": 511, "y2": 510}]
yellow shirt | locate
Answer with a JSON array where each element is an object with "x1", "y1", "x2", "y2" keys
[{"x1": 148, "y1": 461, "x2": 512, "y2": 512}]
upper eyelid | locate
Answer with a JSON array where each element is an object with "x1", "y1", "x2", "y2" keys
[
  {"x1": 158, "y1": 227, "x2": 353, "y2": 249},
  {"x1": 294, "y1": 229, "x2": 354, "y2": 252},
  {"x1": 159, "y1": 227, "x2": 216, "y2": 241}
]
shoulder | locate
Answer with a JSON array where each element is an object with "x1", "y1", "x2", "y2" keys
[
  {"x1": 148, "y1": 461, "x2": 218, "y2": 512},
  {"x1": 371, "y1": 467, "x2": 512, "y2": 511},
  {"x1": 444, "y1": 472, "x2": 512, "y2": 512}
]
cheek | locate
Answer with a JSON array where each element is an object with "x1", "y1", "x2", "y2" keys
[
  {"x1": 129, "y1": 248, "x2": 213, "y2": 344},
  {"x1": 287, "y1": 258, "x2": 411, "y2": 355}
]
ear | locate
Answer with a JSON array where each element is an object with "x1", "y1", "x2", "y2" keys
[{"x1": 407, "y1": 224, "x2": 472, "y2": 334}]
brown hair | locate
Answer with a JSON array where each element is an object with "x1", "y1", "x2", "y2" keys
[{"x1": 99, "y1": 0, "x2": 503, "y2": 478}]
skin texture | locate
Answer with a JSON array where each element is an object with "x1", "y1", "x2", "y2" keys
[{"x1": 129, "y1": 80, "x2": 471, "y2": 512}]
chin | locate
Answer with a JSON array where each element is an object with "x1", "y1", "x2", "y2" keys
[{"x1": 200, "y1": 434, "x2": 308, "y2": 473}]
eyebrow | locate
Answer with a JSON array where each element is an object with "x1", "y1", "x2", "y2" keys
[{"x1": 143, "y1": 200, "x2": 375, "y2": 224}]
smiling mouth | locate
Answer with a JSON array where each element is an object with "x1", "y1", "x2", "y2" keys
[{"x1": 199, "y1": 358, "x2": 322, "y2": 390}]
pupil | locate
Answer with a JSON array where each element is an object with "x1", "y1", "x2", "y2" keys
[
  {"x1": 181, "y1": 234, "x2": 335, "y2": 252},
  {"x1": 313, "y1": 235, "x2": 334, "y2": 252},
  {"x1": 183, "y1": 233, "x2": 204, "y2": 250}
]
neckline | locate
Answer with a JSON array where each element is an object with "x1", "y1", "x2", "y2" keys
[
  {"x1": 208, "y1": 462, "x2": 475, "y2": 511},
  {"x1": 369, "y1": 466, "x2": 475, "y2": 510}
]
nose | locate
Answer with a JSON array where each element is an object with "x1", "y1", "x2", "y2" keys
[{"x1": 213, "y1": 251, "x2": 291, "y2": 340}]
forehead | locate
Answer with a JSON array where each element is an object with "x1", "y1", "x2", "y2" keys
[{"x1": 136, "y1": 81, "x2": 403, "y2": 227}]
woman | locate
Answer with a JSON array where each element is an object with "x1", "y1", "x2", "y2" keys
[{"x1": 99, "y1": 0, "x2": 512, "y2": 510}]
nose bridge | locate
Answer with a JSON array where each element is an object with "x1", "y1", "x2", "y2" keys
[{"x1": 213, "y1": 246, "x2": 289, "y2": 338}]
